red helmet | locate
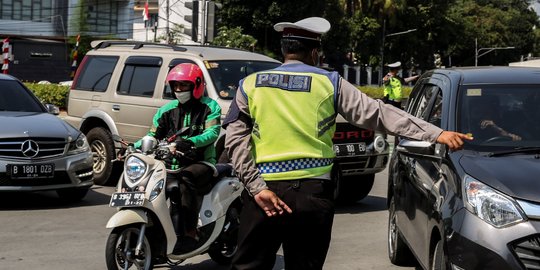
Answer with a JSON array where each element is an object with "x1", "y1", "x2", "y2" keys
[{"x1": 166, "y1": 63, "x2": 204, "y2": 99}]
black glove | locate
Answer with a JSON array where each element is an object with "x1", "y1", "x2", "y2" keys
[
  {"x1": 381, "y1": 95, "x2": 389, "y2": 104},
  {"x1": 175, "y1": 139, "x2": 194, "y2": 153},
  {"x1": 175, "y1": 139, "x2": 197, "y2": 164}
]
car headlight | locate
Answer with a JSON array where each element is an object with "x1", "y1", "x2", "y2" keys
[
  {"x1": 464, "y1": 175, "x2": 525, "y2": 228},
  {"x1": 67, "y1": 134, "x2": 90, "y2": 155},
  {"x1": 125, "y1": 156, "x2": 147, "y2": 182},
  {"x1": 149, "y1": 179, "x2": 165, "y2": 201}
]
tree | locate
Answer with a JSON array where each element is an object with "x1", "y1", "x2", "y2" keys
[{"x1": 210, "y1": 26, "x2": 258, "y2": 51}]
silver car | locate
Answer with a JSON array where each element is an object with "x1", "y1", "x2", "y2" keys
[{"x1": 0, "y1": 74, "x2": 93, "y2": 201}]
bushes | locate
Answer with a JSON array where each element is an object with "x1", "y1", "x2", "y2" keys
[
  {"x1": 20, "y1": 82, "x2": 411, "y2": 110},
  {"x1": 24, "y1": 83, "x2": 70, "y2": 109},
  {"x1": 356, "y1": 85, "x2": 412, "y2": 99}
]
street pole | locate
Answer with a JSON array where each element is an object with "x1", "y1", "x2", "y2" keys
[
  {"x1": 475, "y1": 38, "x2": 515, "y2": 66},
  {"x1": 378, "y1": 19, "x2": 386, "y2": 86},
  {"x1": 201, "y1": 0, "x2": 206, "y2": 44},
  {"x1": 166, "y1": 0, "x2": 170, "y2": 43},
  {"x1": 379, "y1": 26, "x2": 417, "y2": 85}
]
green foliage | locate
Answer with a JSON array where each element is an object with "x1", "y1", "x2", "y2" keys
[
  {"x1": 210, "y1": 26, "x2": 258, "y2": 50},
  {"x1": 24, "y1": 83, "x2": 70, "y2": 109}
]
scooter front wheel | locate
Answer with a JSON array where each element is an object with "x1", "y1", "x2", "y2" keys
[{"x1": 105, "y1": 225, "x2": 154, "y2": 270}]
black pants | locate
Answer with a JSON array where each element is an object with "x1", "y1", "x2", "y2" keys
[
  {"x1": 167, "y1": 163, "x2": 213, "y2": 235},
  {"x1": 231, "y1": 179, "x2": 335, "y2": 270}
]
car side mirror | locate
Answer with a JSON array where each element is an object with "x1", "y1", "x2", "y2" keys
[
  {"x1": 44, "y1": 103, "x2": 60, "y2": 115},
  {"x1": 395, "y1": 139, "x2": 443, "y2": 161}
]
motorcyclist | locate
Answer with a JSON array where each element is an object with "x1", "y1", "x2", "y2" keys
[{"x1": 134, "y1": 63, "x2": 221, "y2": 253}]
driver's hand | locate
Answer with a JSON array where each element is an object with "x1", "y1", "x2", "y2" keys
[
  {"x1": 480, "y1": 120, "x2": 495, "y2": 129},
  {"x1": 507, "y1": 133, "x2": 522, "y2": 141}
]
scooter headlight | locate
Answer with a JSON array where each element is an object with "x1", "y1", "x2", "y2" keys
[
  {"x1": 125, "y1": 156, "x2": 147, "y2": 182},
  {"x1": 149, "y1": 179, "x2": 165, "y2": 201}
]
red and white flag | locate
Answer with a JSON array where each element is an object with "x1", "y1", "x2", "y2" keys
[
  {"x1": 2, "y1": 37, "x2": 9, "y2": 74},
  {"x1": 142, "y1": 1, "x2": 149, "y2": 22}
]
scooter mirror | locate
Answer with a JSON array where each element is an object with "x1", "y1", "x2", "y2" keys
[{"x1": 140, "y1": 136, "x2": 157, "y2": 154}]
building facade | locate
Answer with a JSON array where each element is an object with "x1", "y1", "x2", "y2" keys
[{"x1": 0, "y1": 0, "x2": 134, "y2": 82}]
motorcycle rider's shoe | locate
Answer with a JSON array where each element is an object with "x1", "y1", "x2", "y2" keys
[{"x1": 173, "y1": 235, "x2": 200, "y2": 254}]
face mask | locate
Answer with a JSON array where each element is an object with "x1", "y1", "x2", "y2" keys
[{"x1": 175, "y1": 91, "x2": 191, "y2": 104}]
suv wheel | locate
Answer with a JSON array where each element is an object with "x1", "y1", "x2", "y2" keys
[{"x1": 87, "y1": 127, "x2": 115, "y2": 185}]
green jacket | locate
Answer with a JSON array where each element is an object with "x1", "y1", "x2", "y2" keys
[{"x1": 135, "y1": 97, "x2": 221, "y2": 165}]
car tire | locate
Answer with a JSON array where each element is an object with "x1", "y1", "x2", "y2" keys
[
  {"x1": 388, "y1": 197, "x2": 415, "y2": 266},
  {"x1": 334, "y1": 174, "x2": 375, "y2": 204},
  {"x1": 86, "y1": 127, "x2": 115, "y2": 186},
  {"x1": 432, "y1": 239, "x2": 447, "y2": 270},
  {"x1": 56, "y1": 187, "x2": 90, "y2": 202}
]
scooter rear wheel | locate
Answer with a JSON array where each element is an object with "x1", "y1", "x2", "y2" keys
[
  {"x1": 208, "y1": 201, "x2": 241, "y2": 265},
  {"x1": 105, "y1": 225, "x2": 154, "y2": 270}
]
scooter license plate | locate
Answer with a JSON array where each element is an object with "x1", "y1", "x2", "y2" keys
[{"x1": 109, "y1": 192, "x2": 145, "y2": 207}]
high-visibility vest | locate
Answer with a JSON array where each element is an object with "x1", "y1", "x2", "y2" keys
[
  {"x1": 383, "y1": 76, "x2": 403, "y2": 101},
  {"x1": 240, "y1": 63, "x2": 339, "y2": 180}
]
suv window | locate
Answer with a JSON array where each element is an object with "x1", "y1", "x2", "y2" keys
[
  {"x1": 74, "y1": 55, "x2": 118, "y2": 92},
  {"x1": 118, "y1": 56, "x2": 162, "y2": 97},
  {"x1": 206, "y1": 60, "x2": 281, "y2": 100}
]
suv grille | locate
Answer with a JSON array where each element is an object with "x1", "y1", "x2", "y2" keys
[
  {"x1": 512, "y1": 235, "x2": 540, "y2": 269},
  {"x1": 0, "y1": 137, "x2": 66, "y2": 159}
]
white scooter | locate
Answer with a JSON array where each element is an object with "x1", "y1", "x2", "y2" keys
[{"x1": 105, "y1": 132, "x2": 243, "y2": 270}]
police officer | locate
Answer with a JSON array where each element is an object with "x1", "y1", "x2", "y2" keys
[
  {"x1": 382, "y1": 61, "x2": 405, "y2": 108},
  {"x1": 136, "y1": 63, "x2": 221, "y2": 254},
  {"x1": 223, "y1": 17, "x2": 471, "y2": 270}
]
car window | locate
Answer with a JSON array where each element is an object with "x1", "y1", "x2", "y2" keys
[
  {"x1": 117, "y1": 56, "x2": 162, "y2": 97},
  {"x1": 458, "y1": 85, "x2": 540, "y2": 149},
  {"x1": 411, "y1": 85, "x2": 437, "y2": 120},
  {"x1": 163, "y1": 59, "x2": 197, "y2": 100},
  {"x1": 427, "y1": 90, "x2": 443, "y2": 127},
  {"x1": 74, "y1": 55, "x2": 118, "y2": 92},
  {"x1": 205, "y1": 60, "x2": 281, "y2": 100},
  {"x1": 0, "y1": 80, "x2": 44, "y2": 112}
]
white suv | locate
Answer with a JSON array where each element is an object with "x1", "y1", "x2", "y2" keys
[
  {"x1": 66, "y1": 41, "x2": 389, "y2": 203},
  {"x1": 65, "y1": 40, "x2": 280, "y2": 185}
]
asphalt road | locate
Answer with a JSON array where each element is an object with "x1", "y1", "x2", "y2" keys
[{"x1": 0, "y1": 167, "x2": 417, "y2": 270}]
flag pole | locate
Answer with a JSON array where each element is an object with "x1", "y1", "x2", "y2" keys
[{"x1": 144, "y1": 0, "x2": 149, "y2": 42}]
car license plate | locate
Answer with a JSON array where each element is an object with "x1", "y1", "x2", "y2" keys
[
  {"x1": 8, "y1": 164, "x2": 54, "y2": 179},
  {"x1": 109, "y1": 192, "x2": 145, "y2": 207},
  {"x1": 333, "y1": 142, "x2": 366, "y2": 156}
]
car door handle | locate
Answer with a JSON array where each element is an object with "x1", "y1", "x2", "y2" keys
[{"x1": 112, "y1": 105, "x2": 120, "y2": 111}]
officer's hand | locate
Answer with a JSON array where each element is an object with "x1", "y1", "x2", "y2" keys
[
  {"x1": 436, "y1": 131, "x2": 473, "y2": 151},
  {"x1": 254, "y1": 189, "x2": 292, "y2": 217}
]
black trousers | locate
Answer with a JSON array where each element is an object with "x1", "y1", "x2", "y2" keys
[
  {"x1": 167, "y1": 163, "x2": 213, "y2": 235},
  {"x1": 231, "y1": 179, "x2": 335, "y2": 270}
]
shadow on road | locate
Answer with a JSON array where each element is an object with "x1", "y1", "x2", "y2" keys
[
  {"x1": 0, "y1": 185, "x2": 111, "y2": 211},
  {"x1": 164, "y1": 254, "x2": 285, "y2": 270},
  {"x1": 335, "y1": 195, "x2": 388, "y2": 214}
]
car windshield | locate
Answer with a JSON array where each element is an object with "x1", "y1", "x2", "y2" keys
[
  {"x1": 457, "y1": 84, "x2": 540, "y2": 151},
  {"x1": 206, "y1": 60, "x2": 281, "y2": 100},
  {"x1": 0, "y1": 79, "x2": 44, "y2": 112}
]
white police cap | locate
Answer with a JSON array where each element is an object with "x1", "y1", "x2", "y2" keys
[
  {"x1": 387, "y1": 61, "x2": 402, "y2": 68},
  {"x1": 274, "y1": 17, "x2": 331, "y2": 41}
]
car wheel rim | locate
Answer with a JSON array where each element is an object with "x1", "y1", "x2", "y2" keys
[{"x1": 91, "y1": 140, "x2": 107, "y2": 174}]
